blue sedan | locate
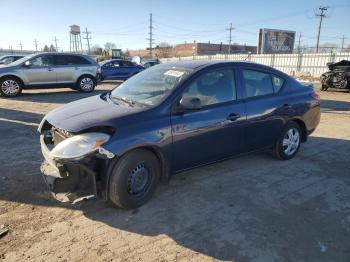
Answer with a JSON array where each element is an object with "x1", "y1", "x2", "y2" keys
[
  {"x1": 39, "y1": 61, "x2": 321, "y2": 209},
  {"x1": 98, "y1": 59, "x2": 144, "y2": 81}
]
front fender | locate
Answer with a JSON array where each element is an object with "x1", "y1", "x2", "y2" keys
[
  {"x1": 0, "y1": 72, "x2": 26, "y2": 85},
  {"x1": 99, "y1": 127, "x2": 173, "y2": 198}
]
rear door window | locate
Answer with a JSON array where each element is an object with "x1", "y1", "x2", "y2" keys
[
  {"x1": 122, "y1": 61, "x2": 134, "y2": 67},
  {"x1": 53, "y1": 55, "x2": 69, "y2": 65},
  {"x1": 67, "y1": 56, "x2": 91, "y2": 65},
  {"x1": 111, "y1": 61, "x2": 122, "y2": 67},
  {"x1": 242, "y1": 70, "x2": 274, "y2": 98}
]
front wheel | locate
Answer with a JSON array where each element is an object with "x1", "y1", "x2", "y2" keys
[
  {"x1": 77, "y1": 76, "x2": 95, "y2": 93},
  {"x1": 108, "y1": 149, "x2": 160, "y2": 209},
  {"x1": 0, "y1": 77, "x2": 23, "y2": 97},
  {"x1": 274, "y1": 122, "x2": 302, "y2": 160}
]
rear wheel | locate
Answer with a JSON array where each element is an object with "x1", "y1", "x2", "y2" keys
[
  {"x1": 274, "y1": 122, "x2": 302, "y2": 160},
  {"x1": 77, "y1": 75, "x2": 95, "y2": 93},
  {"x1": 321, "y1": 85, "x2": 328, "y2": 91},
  {"x1": 108, "y1": 149, "x2": 160, "y2": 209},
  {"x1": 0, "y1": 77, "x2": 23, "y2": 97}
]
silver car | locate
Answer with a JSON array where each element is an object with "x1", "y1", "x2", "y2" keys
[{"x1": 0, "y1": 52, "x2": 99, "y2": 97}]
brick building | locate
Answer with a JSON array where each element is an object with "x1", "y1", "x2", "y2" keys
[{"x1": 129, "y1": 42, "x2": 257, "y2": 58}]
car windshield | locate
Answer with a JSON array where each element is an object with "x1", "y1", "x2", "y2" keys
[
  {"x1": 110, "y1": 65, "x2": 190, "y2": 106},
  {"x1": 9, "y1": 54, "x2": 36, "y2": 66}
]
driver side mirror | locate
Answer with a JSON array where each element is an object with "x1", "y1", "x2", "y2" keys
[
  {"x1": 178, "y1": 96, "x2": 202, "y2": 111},
  {"x1": 24, "y1": 60, "x2": 32, "y2": 67}
]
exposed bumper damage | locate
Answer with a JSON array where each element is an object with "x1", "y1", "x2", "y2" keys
[
  {"x1": 39, "y1": 123, "x2": 112, "y2": 204},
  {"x1": 40, "y1": 134, "x2": 98, "y2": 203}
]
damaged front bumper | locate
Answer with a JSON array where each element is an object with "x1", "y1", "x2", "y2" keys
[{"x1": 40, "y1": 134, "x2": 99, "y2": 204}]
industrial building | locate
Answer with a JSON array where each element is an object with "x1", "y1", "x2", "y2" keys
[{"x1": 129, "y1": 42, "x2": 257, "y2": 58}]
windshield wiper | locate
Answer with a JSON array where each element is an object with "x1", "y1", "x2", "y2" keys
[{"x1": 109, "y1": 95, "x2": 135, "y2": 107}]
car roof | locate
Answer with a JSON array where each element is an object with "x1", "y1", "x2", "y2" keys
[
  {"x1": 161, "y1": 60, "x2": 256, "y2": 69},
  {"x1": 99, "y1": 59, "x2": 132, "y2": 64},
  {"x1": 160, "y1": 60, "x2": 289, "y2": 77}
]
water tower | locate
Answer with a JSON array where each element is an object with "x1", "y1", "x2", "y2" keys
[{"x1": 69, "y1": 25, "x2": 83, "y2": 53}]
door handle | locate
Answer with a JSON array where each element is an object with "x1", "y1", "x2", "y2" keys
[
  {"x1": 47, "y1": 68, "x2": 54, "y2": 71},
  {"x1": 74, "y1": 67, "x2": 79, "y2": 70},
  {"x1": 283, "y1": 104, "x2": 292, "y2": 109},
  {"x1": 226, "y1": 113, "x2": 241, "y2": 121}
]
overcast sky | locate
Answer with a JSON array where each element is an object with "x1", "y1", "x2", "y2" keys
[{"x1": 0, "y1": 0, "x2": 349, "y2": 51}]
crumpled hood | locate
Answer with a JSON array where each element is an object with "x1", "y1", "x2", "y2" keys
[{"x1": 43, "y1": 94, "x2": 140, "y2": 133}]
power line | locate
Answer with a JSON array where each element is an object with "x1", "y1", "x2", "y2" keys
[
  {"x1": 53, "y1": 36, "x2": 59, "y2": 51},
  {"x1": 316, "y1": 6, "x2": 328, "y2": 53},
  {"x1": 83, "y1": 27, "x2": 92, "y2": 54},
  {"x1": 33, "y1": 39, "x2": 39, "y2": 52},
  {"x1": 226, "y1": 23, "x2": 234, "y2": 54}
]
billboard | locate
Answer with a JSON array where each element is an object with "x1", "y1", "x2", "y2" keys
[{"x1": 258, "y1": 28, "x2": 296, "y2": 54}]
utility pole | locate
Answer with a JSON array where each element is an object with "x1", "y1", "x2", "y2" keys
[
  {"x1": 33, "y1": 39, "x2": 39, "y2": 52},
  {"x1": 19, "y1": 43, "x2": 23, "y2": 51},
  {"x1": 146, "y1": 13, "x2": 154, "y2": 57},
  {"x1": 9, "y1": 45, "x2": 13, "y2": 54},
  {"x1": 341, "y1": 35, "x2": 345, "y2": 51},
  {"x1": 226, "y1": 23, "x2": 234, "y2": 54},
  {"x1": 316, "y1": 6, "x2": 327, "y2": 53},
  {"x1": 53, "y1": 36, "x2": 59, "y2": 52},
  {"x1": 297, "y1": 32, "x2": 303, "y2": 53},
  {"x1": 83, "y1": 28, "x2": 91, "y2": 54}
]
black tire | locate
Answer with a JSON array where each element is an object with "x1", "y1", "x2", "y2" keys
[
  {"x1": 321, "y1": 85, "x2": 328, "y2": 91},
  {"x1": 274, "y1": 122, "x2": 302, "y2": 160},
  {"x1": 108, "y1": 149, "x2": 160, "y2": 209},
  {"x1": 76, "y1": 75, "x2": 95, "y2": 93},
  {"x1": 0, "y1": 77, "x2": 23, "y2": 97}
]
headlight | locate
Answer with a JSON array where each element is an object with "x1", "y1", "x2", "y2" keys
[{"x1": 50, "y1": 132, "x2": 110, "y2": 160}]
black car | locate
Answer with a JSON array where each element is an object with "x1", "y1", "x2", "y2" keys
[
  {"x1": 38, "y1": 61, "x2": 321, "y2": 209},
  {"x1": 320, "y1": 60, "x2": 350, "y2": 92},
  {"x1": 0, "y1": 55, "x2": 24, "y2": 65}
]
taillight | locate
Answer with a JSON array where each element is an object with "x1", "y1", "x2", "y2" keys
[{"x1": 310, "y1": 91, "x2": 320, "y2": 102}]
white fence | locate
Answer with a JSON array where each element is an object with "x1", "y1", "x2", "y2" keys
[
  {"x1": 0, "y1": 49, "x2": 34, "y2": 56},
  {"x1": 160, "y1": 52, "x2": 350, "y2": 77}
]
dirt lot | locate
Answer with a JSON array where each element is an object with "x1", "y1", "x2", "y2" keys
[{"x1": 0, "y1": 82, "x2": 349, "y2": 262}]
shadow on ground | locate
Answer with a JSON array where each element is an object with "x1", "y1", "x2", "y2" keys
[
  {"x1": 0, "y1": 83, "x2": 117, "y2": 104},
  {"x1": 1, "y1": 91, "x2": 350, "y2": 261},
  {"x1": 1, "y1": 129, "x2": 350, "y2": 261},
  {"x1": 321, "y1": 99, "x2": 350, "y2": 112},
  {"x1": 80, "y1": 135, "x2": 350, "y2": 261}
]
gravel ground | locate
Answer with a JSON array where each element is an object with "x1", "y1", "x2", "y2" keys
[{"x1": 0, "y1": 82, "x2": 349, "y2": 262}]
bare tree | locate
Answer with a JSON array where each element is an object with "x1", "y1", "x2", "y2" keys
[
  {"x1": 91, "y1": 44, "x2": 103, "y2": 55},
  {"x1": 104, "y1": 42, "x2": 116, "y2": 51},
  {"x1": 158, "y1": 42, "x2": 171, "y2": 48},
  {"x1": 156, "y1": 42, "x2": 172, "y2": 58},
  {"x1": 49, "y1": 44, "x2": 56, "y2": 52}
]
